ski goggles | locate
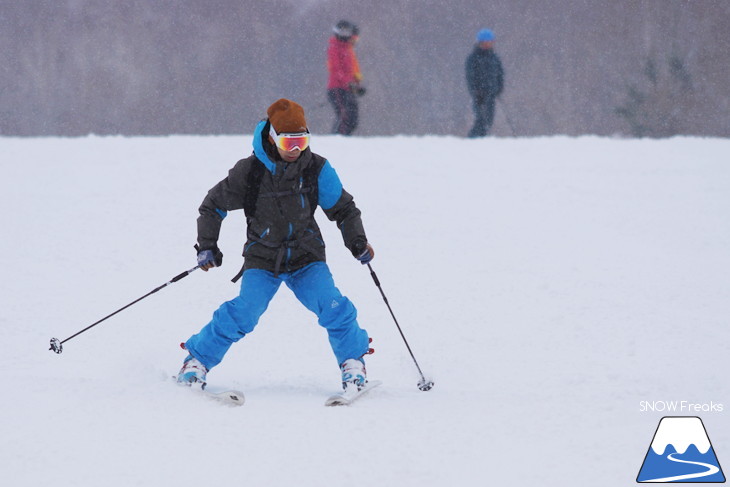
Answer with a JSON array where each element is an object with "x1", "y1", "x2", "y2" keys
[{"x1": 269, "y1": 125, "x2": 310, "y2": 152}]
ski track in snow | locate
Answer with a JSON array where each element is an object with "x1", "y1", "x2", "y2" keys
[{"x1": 3, "y1": 135, "x2": 730, "y2": 487}]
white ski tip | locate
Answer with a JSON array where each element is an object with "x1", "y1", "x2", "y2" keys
[{"x1": 205, "y1": 389, "x2": 246, "y2": 406}]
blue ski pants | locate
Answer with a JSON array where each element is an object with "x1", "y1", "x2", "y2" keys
[{"x1": 185, "y1": 262, "x2": 369, "y2": 369}]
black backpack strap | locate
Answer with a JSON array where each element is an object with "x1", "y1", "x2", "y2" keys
[
  {"x1": 231, "y1": 265, "x2": 245, "y2": 284},
  {"x1": 302, "y1": 155, "x2": 326, "y2": 215},
  {"x1": 232, "y1": 160, "x2": 266, "y2": 283},
  {"x1": 243, "y1": 160, "x2": 265, "y2": 218}
]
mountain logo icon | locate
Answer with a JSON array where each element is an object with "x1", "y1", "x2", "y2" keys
[{"x1": 637, "y1": 416, "x2": 725, "y2": 483}]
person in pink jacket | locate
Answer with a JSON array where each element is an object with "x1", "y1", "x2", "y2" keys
[{"x1": 327, "y1": 20, "x2": 365, "y2": 135}]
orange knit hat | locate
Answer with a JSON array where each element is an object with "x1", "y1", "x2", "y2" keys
[{"x1": 267, "y1": 99, "x2": 308, "y2": 134}]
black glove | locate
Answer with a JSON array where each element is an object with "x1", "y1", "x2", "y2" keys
[
  {"x1": 350, "y1": 239, "x2": 374, "y2": 264},
  {"x1": 356, "y1": 244, "x2": 374, "y2": 265},
  {"x1": 350, "y1": 82, "x2": 366, "y2": 97},
  {"x1": 196, "y1": 245, "x2": 223, "y2": 271}
]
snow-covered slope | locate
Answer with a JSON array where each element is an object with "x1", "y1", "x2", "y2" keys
[{"x1": 3, "y1": 134, "x2": 729, "y2": 486}]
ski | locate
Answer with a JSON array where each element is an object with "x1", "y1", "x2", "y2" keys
[
  {"x1": 198, "y1": 386, "x2": 245, "y2": 406},
  {"x1": 325, "y1": 380, "x2": 382, "y2": 407},
  {"x1": 173, "y1": 377, "x2": 245, "y2": 406}
]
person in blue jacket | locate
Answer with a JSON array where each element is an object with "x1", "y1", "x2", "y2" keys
[
  {"x1": 465, "y1": 28, "x2": 504, "y2": 137},
  {"x1": 177, "y1": 99, "x2": 375, "y2": 392}
]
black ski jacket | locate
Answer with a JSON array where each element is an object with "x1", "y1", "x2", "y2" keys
[
  {"x1": 465, "y1": 46, "x2": 504, "y2": 99},
  {"x1": 197, "y1": 119, "x2": 368, "y2": 277}
]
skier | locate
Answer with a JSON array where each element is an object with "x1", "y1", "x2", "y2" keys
[
  {"x1": 177, "y1": 98, "x2": 375, "y2": 392},
  {"x1": 327, "y1": 20, "x2": 365, "y2": 135},
  {"x1": 465, "y1": 28, "x2": 504, "y2": 137}
]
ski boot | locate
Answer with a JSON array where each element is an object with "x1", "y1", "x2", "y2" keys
[
  {"x1": 340, "y1": 358, "x2": 367, "y2": 392},
  {"x1": 177, "y1": 354, "x2": 208, "y2": 388}
]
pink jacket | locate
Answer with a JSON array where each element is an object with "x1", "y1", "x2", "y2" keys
[{"x1": 327, "y1": 37, "x2": 362, "y2": 90}]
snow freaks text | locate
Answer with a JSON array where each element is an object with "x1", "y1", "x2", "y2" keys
[{"x1": 639, "y1": 401, "x2": 724, "y2": 413}]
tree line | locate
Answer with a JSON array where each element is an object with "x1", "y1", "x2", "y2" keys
[{"x1": 1, "y1": 0, "x2": 728, "y2": 137}]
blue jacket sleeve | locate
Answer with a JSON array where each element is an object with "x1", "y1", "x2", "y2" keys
[
  {"x1": 318, "y1": 160, "x2": 343, "y2": 210},
  {"x1": 319, "y1": 160, "x2": 368, "y2": 256}
]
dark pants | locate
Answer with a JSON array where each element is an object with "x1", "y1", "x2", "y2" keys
[
  {"x1": 328, "y1": 88, "x2": 359, "y2": 135},
  {"x1": 468, "y1": 96, "x2": 496, "y2": 137}
]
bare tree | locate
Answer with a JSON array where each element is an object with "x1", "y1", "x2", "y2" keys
[{"x1": 616, "y1": 54, "x2": 694, "y2": 137}]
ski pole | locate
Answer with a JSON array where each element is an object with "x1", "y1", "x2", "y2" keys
[
  {"x1": 49, "y1": 266, "x2": 200, "y2": 354},
  {"x1": 366, "y1": 263, "x2": 434, "y2": 391},
  {"x1": 498, "y1": 98, "x2": 517, "y2": 136}
]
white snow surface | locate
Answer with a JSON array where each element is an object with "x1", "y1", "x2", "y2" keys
[{"x1": 3, "y1": 134, "x2": 729, "y2": 486}]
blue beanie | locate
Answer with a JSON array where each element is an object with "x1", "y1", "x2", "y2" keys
[{"x1": 477, "y1": 28, "x2": 495, "y2": 42}]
